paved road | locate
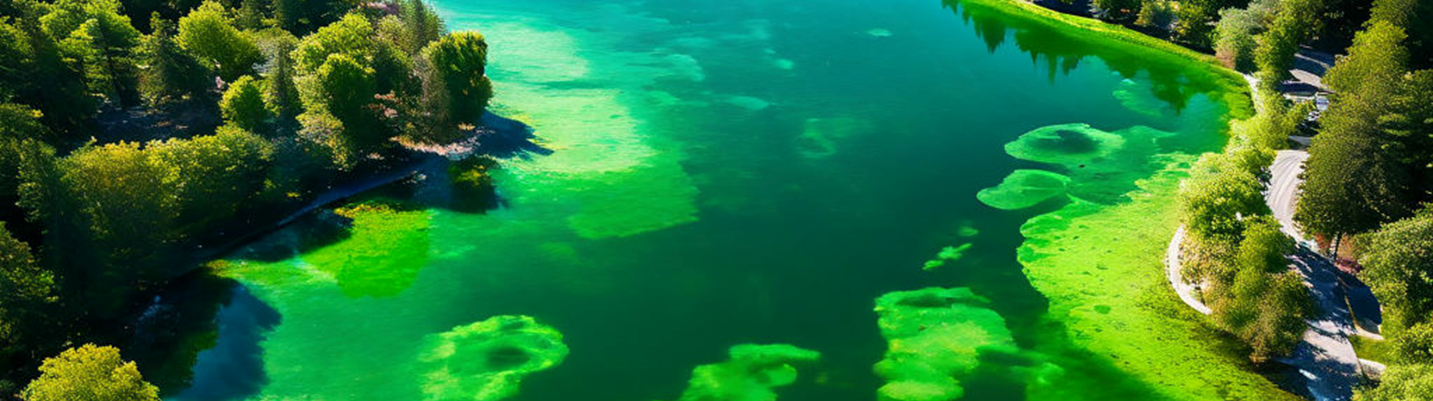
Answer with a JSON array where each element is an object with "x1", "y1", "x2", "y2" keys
[
  {"x1": 1266, "y1": 149, "x2": 1360, "y2": 401},
  {"x1": 1268, "y1": 150, "x2": 1311, "y2": 244}
]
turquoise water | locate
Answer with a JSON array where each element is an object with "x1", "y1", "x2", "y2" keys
[{"x1": 162, "y1": 0, "x2": 1273, "y2": 400}]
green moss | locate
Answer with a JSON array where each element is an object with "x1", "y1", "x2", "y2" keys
[
  {"x1": 418, "y1": 315, "x2": 569, "y2": 401},
  {"x1": 977, "y1": 169, "x2": 1072, "y2": 210},
  {"x1": 661, "y1": 344, "x2": 820, "y2": 401},
  {"x1": 873, "y1": 287, "x2": 1020, "y2": 401}
]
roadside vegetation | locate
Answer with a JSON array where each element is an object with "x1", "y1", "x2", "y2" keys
[
  {"x1": 0, "y1": 0, "x2": 492, "y2": 396},
  {"x1": 1142, "y1": 0, "x2": 1433, "y2": 394}
]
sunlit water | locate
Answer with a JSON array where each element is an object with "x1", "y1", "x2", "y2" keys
[{"x1": 160, "y1": 0, "x2": 1290, "y2": 400}]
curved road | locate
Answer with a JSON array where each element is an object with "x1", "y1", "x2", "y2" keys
[{"x1": 1267, "y1": 149, "x2": 1360, "y2": 401}]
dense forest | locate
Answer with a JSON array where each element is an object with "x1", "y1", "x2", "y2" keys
[{"x1": 0, "y1": 0, "x2": 492, "y2": 397}]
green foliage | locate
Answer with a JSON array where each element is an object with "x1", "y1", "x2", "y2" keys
[
  {"x1": 20, "y1": 344, "x2": 159, "y2": 401},
  {"x1": 0, "y1": 222, "x2": 55, "y2": 352},
  {"x1": 1235, "y1": 215, "x2": 1295, "y2": 274},
  {"x1": 1371, "y1": 0, "x2": 1433, "y2": 68},
  {"x1": 1209, "y1": 268, "x2": 1309, "y2": 361},
  {"x1": 177, "y1": 0, "x2": 263, "y2": 82},
  {"x1": 1135, "y1": 0, "x2": 1176, "y2": 31},
  {"x1": 256, "y1": 28, "x2": 303, "y2": 129},
  {"x1": 1094, "y1": 0, "x2": 1143, "y2": 21},
  {"x1": 1392, "y1": 322, "x2": 1433, "y2": 363},
  {"x1": 421, "y1": 31, "x2": 492, "y2": 131},
  {"x1": 220, "y1": 75, "x2": 270, "y2": 132},
  {"x1": 1254, "y1": 0, "x2": 1324, "y2": 86},
  {"x1": 138, "y1": 17, "x2": 213, "y2": 108},
  {"x1": 311, "y1": 53, "x2": 387, "y2": 156},
  {"x1": 1360, "y1": 215, "x2": 1433, "y2": 333},
  {"x1": 13, "y1": 15, "x2": 95, "y2": 134},
  {"x1": 43, "y1": 0, "x2": 143, "y2": 107},
  {"x1": 149, "y1": 126, "x2": 274, "y2": 234},
  {"x1": 1297, "y1": 22, "x2": 1415, "y2": 238},
  {"x1": 1355, "y1": 363, "x2": 1433, "y2": 401},
  {"x1": 1214, "y1": 0, "x2": 1275, "y2": 73},
  {"x1": 0, "y1": 104, "x2": 48, "y2": 204},
  {"x1": 292, "y1": 13, "x2": 373, "y2": 75},
  {"x1": 396, "y1": 0, "x2": 443, "y2": 55},
  {"x1": 1173, "y1": 0, "x2": 1236, "y2": 48},
  {"x1": 1179, "y1": 153, "x2": 1270, "y2": 241}
]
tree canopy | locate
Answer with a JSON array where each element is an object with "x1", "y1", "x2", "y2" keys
[{"x1": 20, "y1": 344, "x2": 159, "y2": 401}]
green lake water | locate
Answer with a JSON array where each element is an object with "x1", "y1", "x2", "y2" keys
[{"x1": 163, "y1": 0, "x2": 1292, "y2": 400}]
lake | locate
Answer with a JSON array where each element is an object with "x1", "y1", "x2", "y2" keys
[{"x1": 165, "y1": 0, "x2": 1293, "y2": 399}]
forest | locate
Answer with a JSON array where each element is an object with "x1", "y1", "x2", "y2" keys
[{"x1": 0, "y1": 0, "x2": 491, "y2": 397}]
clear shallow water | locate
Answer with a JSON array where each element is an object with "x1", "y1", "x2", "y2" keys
[{"x1": 162, "y1": 0, "x2": 1282, "y2": 400}]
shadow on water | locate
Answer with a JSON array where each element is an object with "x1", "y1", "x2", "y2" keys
[
  {"x1": 170, "y1": 286, "x2": 282, "y2": 401},
  {"x1": 127, "y1": 269, "x2": 280, "y2": 399},
  {"x1": 944, "y1": 0, "x2": 1242, "y2": 114}
]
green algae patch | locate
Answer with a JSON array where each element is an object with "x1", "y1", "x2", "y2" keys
[
  {"x1": 795, "y1": 117, "x2": 875, "y2": 159},
  {"x1": 419, "y1": 315, "x2": 569, "y2": 401},
  {"x1": 976, "y1": 169, "x2": 1072, "y2": 210},
  {"x1": 662, "y1": 344, "x2": 820, "y2": 401},
  {"x1": 922, "y1": 243, "x2": 973, "y2": 271},
  {"x1": 300, "y1": 203, "x2": 432, "y2": 298},
  {"x1": 1005, "y1": 124, "x2": 1125, "y2": 166},
  {"x1": 1016, "y1": 157, "x2": 1299, "y2": 401},
  {"x1": 873, "y1": 287, "x2": 1020, "y2": 401}
]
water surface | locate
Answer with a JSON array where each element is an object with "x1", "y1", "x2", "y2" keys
[{"x1": 168, "y1": 0, "x2": 1279, "y2": 399}]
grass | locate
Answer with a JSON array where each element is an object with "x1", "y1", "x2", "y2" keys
[{"x1": 1350, "y1": 335, "x2": 1395, "y2": 365}]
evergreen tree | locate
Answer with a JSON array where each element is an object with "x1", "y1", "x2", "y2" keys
[{"x1": 138, "y1": 16, "x2": 213, "y2": 108}]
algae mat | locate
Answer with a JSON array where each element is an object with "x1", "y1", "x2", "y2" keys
[{"x1": 167, "y1": 0, "x2": 1295, "y2": 400}]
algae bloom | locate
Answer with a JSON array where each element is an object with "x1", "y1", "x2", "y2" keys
[
  {"x1": 874, "y1": 287, "x2": 1019, "y2": 401},
  {"x1": 418, "y1": 315, "x2": 569, "y2": 401},
  {"x1": 663, "y1": 344, "x2": 821, "y2": 401},
  {"x1": 976, "y1": 170, "x2": 1071, "y2": 210}
]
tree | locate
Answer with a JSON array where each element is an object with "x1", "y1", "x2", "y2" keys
[
  {"x1": 42, "y1": 0, "x2": 143, "y2": 107},
  {"x1": 1296, "y1": 22, "x2": 1415, "y2": 239},
  {"x1": 1174, "y1": 0, "x2": 1237, "y2": 48},
  {"x1": 314, "y1": 53, "x2": 385, "y2": 152},
  {"x1": 0, "y1": 222, "x2": 55, "y2": 358},
  {"x1": 138, "y1": 16, "x2": 213, "y2": 108},
  {"x1": 149, "y1": 126, "x2": 274, "y2": 234},
  {"x1": 1384, "y1": 70, "x2": 1433, "y2": 194},
  {"x1": 397, "y1": 0, "x2": 442, "y2": 55},
  {"x1": 420, "y1": 31, "x2": 492, "y2": 131},
  {"x1": 1360, "y1": 215, "x2": 1433, "y2": 333},
  {"x1": 1210, "y1": 268, "x2": 1309, "y2": 361},
  {"x1": 1254, "y1": 0, "x2": 1324, "y2": 86},
  {"x1": 1214, "y1": 0, "x2": 1275, "y2": 72},
  {"x1": 1235, "y1": 215, "x2": 1295, "y2": 275},
  {"x1": 1371, "y1": 0, "x2": 1433, "y2": 68},
  {"x1": 1180, "y1": 154, "x2": 1270, "y2": 241},
  {"x1": 177, "y1": 0, "x2": 263, "y2": 82},
  {"x1": 13, "y1": 16, "x2": 95, "y2": 135},
  {"x1": 1355, "y1": 363, "x2": 1433, "y2": 401},
  {"x1": 220, "y1": 75, "x2": 270, "y2": 132},
  {"x1": 256, "y1": 28, "x2": 303, "y2": 130},
  {"x1": 19, "y1": 344, "x2": 159, "y2": 401},
  {"x1": 1393, "y1": 322, "x2": 1433, "y2": 363},
  {"x1": 292, "y1": 12, "x2": 373, "y2": 75},
  {"x1": 1094, "y1": 0, "x2": 1143, "y2": 22}
]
